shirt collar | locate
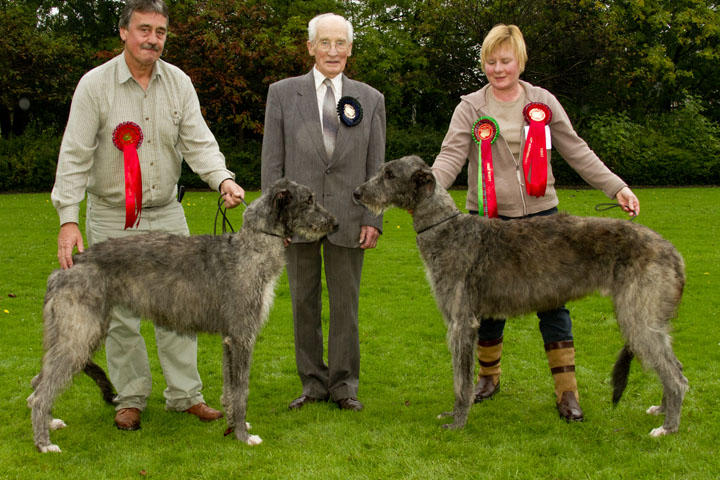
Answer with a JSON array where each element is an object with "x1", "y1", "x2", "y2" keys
[
  {"x1": 312, "y1": 66, "x2": 342, "y2": 93},
  {"x1": 117, "y1": 53, "x2": 163, "y2": 85}
]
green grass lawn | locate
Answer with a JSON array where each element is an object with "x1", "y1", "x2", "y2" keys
[{"x1": 1, "y1": 187, "x2": 718, "y2": 479}]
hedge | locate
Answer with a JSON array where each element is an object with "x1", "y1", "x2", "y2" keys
[{"x1": 2, "y1": 101, "x2": 718, "y2": 193}]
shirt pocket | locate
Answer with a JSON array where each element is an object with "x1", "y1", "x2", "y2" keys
[{"x1": 160, "y1": 108, "x2": 183, "y2": 147}]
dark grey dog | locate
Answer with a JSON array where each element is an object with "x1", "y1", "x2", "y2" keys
[
  {"x1": 353, "y1": 155, "x2": 687, "y2": 437},
  {"x1": 28, "y1": 179, "x2": 338, "y2": 452}
]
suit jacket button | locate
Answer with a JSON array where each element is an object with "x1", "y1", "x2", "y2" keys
[{"x1": 325, "y1": 169, "x2": 331, "y2": 174}]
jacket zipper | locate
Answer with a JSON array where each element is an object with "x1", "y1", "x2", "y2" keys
[{"x1": 499, "y1": 133, "x2": 528, "y2": 216}]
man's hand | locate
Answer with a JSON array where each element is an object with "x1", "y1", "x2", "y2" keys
[
  {"x1": 58, "y1": 223, "x2": 84, "y2": 269},
  {"x1": 359, "y1": 225, "x2": 380, "y2": 250},
  {"x1": 220, "y1": 179, "x2": 247, "y2": 209}
]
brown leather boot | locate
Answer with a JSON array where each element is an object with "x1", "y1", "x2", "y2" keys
[
  {"x1": 474, "y1": 375, "x2": 500, "y2": 402},
  {"x1": 557, "y1": 391, "x2": 584, "y2": 421},
  {"x1": 184, "y1": 402, "x2": 224, "y2": 422},
  {"x1": 474, "y1": 337, "x2": 502, "y2": 403},
  {"x1": 545, "y1": 340, "x2": 584, "y2": 422}
]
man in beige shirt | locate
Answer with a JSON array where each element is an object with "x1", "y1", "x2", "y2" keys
[{"x1": 51, "y1": 0, "x2": 245, "y2": 431}]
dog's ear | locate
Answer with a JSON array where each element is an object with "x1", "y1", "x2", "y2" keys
[
  {"x1": 412, "y1": 168, "x2": 436, "y2": 199},
  {"x1": 272, "y1": 189, "x2": 292, "y2": 213}
]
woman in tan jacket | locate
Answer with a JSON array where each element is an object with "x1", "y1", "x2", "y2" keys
[{"x1": 431, "y1": 24, "x2": 640, "y2": 422}]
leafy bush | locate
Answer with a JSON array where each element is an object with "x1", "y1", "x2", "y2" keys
[
  {"x1": 570, "y1": 97, "x2": 720, "y2": 186},
  {"x1": 178, "y1": 138, "x2": 263, "y2": 190},
  {"x1": 386, "y1": 124, "x2": 446, "y2": 163},
  {"x1": 0, "y1": 126, "x2": 60, "y2": 192},
  {"x1": 2, "y1": 104, "x2": 719, "y2": 192}
]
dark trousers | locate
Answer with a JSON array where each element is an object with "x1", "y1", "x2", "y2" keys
[
  {"x1": 286, "y1": 239, "x2": 364, "y2": 401},
  {"x1": 469, "y1": 207, "x2": 573, "y2": 344}
]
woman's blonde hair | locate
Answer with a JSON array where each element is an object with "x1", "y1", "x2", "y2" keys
[{"x1": 480, "y1": 24, "x2": 528, "y2": 73}]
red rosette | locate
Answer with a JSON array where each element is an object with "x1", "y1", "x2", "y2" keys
[
  {"x1": 112, "y1": 122, "x2": 144, "y2": 229},
  {"x1": 112, "y1": 122, "x2": 144, "y2": 151},
  {"x1": 523, "y1": 102, "x2": 552, "y2": 125},
  {"x1": 522, "y1": 103, "x2": 552, "y2": 197}
]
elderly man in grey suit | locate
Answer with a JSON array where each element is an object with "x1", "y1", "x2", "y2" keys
[{"x1": 261, "y1": 13, "x2": 385, "y2": 412}]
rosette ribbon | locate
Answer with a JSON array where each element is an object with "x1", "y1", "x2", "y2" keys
[
  {"x1": 472, "y1": 117, "x2": 500, "y2": 218},
  {"x1": 522, "y1": 102, "x2": 552, "y2": 197},
  {"x1": 337, "y1": 96, "x2": 363, "y2": 127},
  {"x1": 112, "y1": 122, "x2": 144, "y2": 229}
]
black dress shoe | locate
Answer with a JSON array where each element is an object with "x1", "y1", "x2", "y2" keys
[
  {"x1": 336, "y1": 397, "x2": 363, "y2": 411},
  {"x1": 288, "y1": 395, "x2": 327, "y2": 410}
]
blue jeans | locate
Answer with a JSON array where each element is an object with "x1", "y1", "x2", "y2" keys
[{"x1": 469, "y1": 207, "x2": 573, "y2": 344}]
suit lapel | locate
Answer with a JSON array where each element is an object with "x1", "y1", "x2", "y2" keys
[
  {"x1": 330, "y1": 75, "x2": 359, "y2": 167},
  {"x1": 296, "y1": 71, "x2": 330, "y2": 165}
]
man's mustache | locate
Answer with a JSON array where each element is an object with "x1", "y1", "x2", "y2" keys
[{"x1": 141, "y1": 43, "x2": 161, "y2": 52}]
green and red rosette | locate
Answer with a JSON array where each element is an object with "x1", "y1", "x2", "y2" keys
[
  {"x1": 522, "y1": 102, "x2": 552, "y2": 198},
  {"x1": 112, "y1": 121, "x2": 144, "y2": 229},
  {"x1": 472, "y1": 117, "x2": 499, "y2": 218}
]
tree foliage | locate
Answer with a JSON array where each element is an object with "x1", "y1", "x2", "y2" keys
[
  {"x1": 1, "y1": 0, "x2": 719, "y2": 186},
  {"x1": 164, "y1": 0, "x2": 317, "y2": 138}
]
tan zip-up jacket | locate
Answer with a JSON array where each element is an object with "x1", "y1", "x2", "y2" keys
[{"x1": 432, "y1": 80, "x2": 627, "y2": 217}]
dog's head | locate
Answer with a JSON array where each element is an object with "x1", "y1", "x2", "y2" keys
[
  {"x1": 353, "y1": 155, "x2": 436, "y2": 214},
  {"x1": 245, "y1": 179, "x2": 338, "y2": 240}
]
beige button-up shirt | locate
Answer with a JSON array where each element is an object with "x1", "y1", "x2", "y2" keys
[{"x1": 52, "y1": 54, "x2": 234, "y2": 225}]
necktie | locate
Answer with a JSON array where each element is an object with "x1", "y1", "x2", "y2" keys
[{"x1": 322, "y1": 78, "x2": 339, "y2": 158}]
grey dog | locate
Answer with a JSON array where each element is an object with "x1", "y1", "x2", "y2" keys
[
  {"x1": 28, "y1": 179, "x2": 338, "y2": 453},
  {"x1": 353, "y1": 155, "x2": 687, "y2": 437}
]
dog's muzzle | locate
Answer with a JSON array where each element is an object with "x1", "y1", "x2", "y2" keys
[{"x1": 330, "y1": 219, "x2": 340, "y2": 233}]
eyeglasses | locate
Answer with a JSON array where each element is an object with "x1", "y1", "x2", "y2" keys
[{"x1": 316, "y1": 39, "x2": 350, "y2": 52}]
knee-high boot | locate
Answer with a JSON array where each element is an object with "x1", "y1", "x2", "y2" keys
[
  {"x1": 545, "y1": 340, "x2": 584, "y2": 421},
  {"x1": 474, "y1": 337, "x2": 502, "y2": 403}
]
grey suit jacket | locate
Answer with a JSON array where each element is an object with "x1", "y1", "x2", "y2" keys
[{"x1": 261, "y1": 70, "x2": 386, "y2": 248}]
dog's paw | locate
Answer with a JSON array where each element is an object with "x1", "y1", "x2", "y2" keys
[
  {"x1": 436, "y1": 411, "x2": 453, "y2": 419},
  {"x1": 39, "y1": 444, "x2": 62, "y2": 453},
  {"x1": 26, "y1": 392, "x2": 35, "y2": 409},
  {"x1": 646, "y1": 405, "x2": 663, "y2": 416},
  {"x1": 245, "y1": 422, "x2": 252, "y2": 430},
  {"x1": 441, "y1": 421, "x2": 464, "y2": 430},
  {"x1": 650, "y1": 426, "x2": 668, "y2": 437},
  {"x1": 50, "y1": 418, "x2": 67, "y2": 430},
  {"x1": 246, "y1": 434, "x2": 262, "y2": 446}
]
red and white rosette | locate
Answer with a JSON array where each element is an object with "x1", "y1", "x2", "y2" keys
[
  {"x1": 472, "y1": 117, "x2": 500, "y2": 218},
  {"x1": 522, "y1": 102, "x2": 552, "y2": 197},
  {"x1": 112, "y1": 122, "x2": 144, "y2": 229}
]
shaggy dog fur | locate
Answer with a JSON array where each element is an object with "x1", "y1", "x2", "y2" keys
[
  {"x1": 353, "y1": 155, "x2": 688, "y2": 437},
  {"x1": 28, "y1": 179, "x2": 338, "y2": 452}
]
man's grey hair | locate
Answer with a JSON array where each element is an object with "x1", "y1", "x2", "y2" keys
[
  {"x1": 118, "y1": 0, "x2": 169, "y2": 30},
  {"x1": 308, "y1": 13, "x2": 353, "y2": 44}
]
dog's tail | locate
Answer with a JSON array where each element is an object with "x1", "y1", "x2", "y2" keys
[
  {"x1": 83, "y1": 361, "x2": 117, "y2": 405},
  {"x1": 611, "y1": 345, "x2": 634, "y2": 405}
]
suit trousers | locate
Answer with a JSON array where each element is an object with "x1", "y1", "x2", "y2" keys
[
  {"x1": 85, "y1": 194, "x2": 205, "y2": 412},
  {"x1": 286, "y1": 238, "x2": 365, "y2": 401},
  {"x1": 470, "y1": 207, "x2": 573, "y2": 344}
]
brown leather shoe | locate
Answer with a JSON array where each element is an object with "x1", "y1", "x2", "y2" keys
[
  {"x1": 557, "y1": 391, "x2": 584, "y2": 422},
  {"x1": 115, "y1": 408, "x2": 141, "y2": 431},
  {"x1": 288, "y1": 395, "x2": 328, "y2": 410},
  {"x1": 184, "y1": 402, "x2": 224, "y2": 422},
  {"x1": 473, "y1": 375, "x2": 500, "y2": 403},
  {"x1": 336, "y1": 397, "x2": 363, "y2": 411}
]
